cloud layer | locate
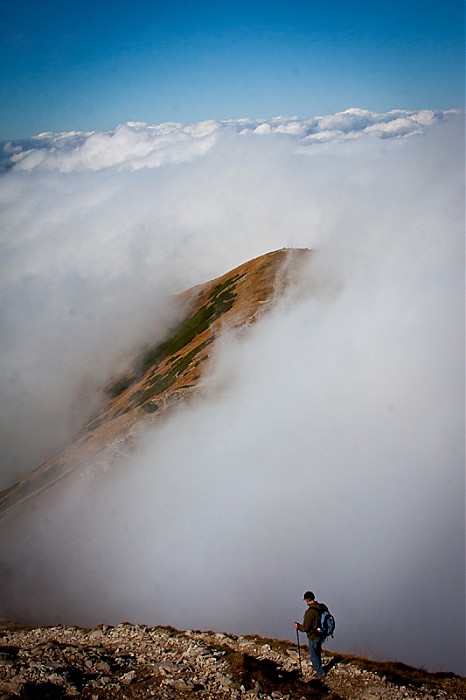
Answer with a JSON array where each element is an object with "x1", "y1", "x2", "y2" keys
[
  {"x1": 0, "y1": 110, "x2": 464, "y2": 674},
  {"x1": 1, "y1": 108, "x2": 457, "y2": 173}
]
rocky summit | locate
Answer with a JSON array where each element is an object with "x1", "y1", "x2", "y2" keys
[{"x1": 0, "y1": 622, "x2": 464, "y2": 700}]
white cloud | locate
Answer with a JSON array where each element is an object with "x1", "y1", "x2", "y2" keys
[
  {"x1": 1, "y1": 108, "x2": 458, "y2": 173},
  {"x1": 315, "y1": 107, "x2": 373, "y2": 132},
  {"x1": 0, "y1": 110, "x2": 463, "y2": 675},
  {"x1": 365, "y1": 117, "x2": 422, "y2": 138}
]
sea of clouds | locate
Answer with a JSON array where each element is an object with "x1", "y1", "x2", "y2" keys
[
  {"x1": 0, "y1": 107, "x2": 457, "y2": 173},
  {"x1": 0, "y1": 108, "x2": 464, "y2": 674}
]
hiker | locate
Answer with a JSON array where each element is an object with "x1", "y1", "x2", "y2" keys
[{"x1": 294, "y1": 591, "x2": 327, "y2": 677}]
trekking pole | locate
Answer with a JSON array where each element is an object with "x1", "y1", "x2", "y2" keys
[{"x1": 296, "y1": 627, "x2": 303, "y2": 676}]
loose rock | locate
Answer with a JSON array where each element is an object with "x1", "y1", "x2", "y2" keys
[{"x1": 0, "y1": 623, "x2": 464, "y2": 699}]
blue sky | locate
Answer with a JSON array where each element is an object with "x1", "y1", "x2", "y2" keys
[{"x1": 1, "y1": 0, "x2": 464, "y2": 139}]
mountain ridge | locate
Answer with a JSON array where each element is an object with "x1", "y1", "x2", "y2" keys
[{"x1": 0, "y1": 248, "x2": 310, "y2": 522}]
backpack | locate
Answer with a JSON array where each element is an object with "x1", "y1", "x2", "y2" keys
[{"x1": 318, "y1": 605, "x2": 335, "y2": 640}]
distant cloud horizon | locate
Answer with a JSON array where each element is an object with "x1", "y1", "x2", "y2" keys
[
  {"x1": 1, "y1": 2, "x2": 463, "y2": 141},
  {"x1": 1, "y1": 107, "x2": 460, "y2": 173}
]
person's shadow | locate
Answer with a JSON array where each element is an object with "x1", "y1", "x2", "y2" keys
[{"x1": 323, "y1": 656, "x2": 338, "y2": 674}]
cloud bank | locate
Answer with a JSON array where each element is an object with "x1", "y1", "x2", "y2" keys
[
  {"x1": 0, "y1": 110, "x2": 464, "y2": 675},
  {"x1": 1, "y1": 108, "x2": 457, "y2": 173}
]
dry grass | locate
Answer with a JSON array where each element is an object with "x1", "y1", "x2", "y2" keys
[{"x1": 330, "y1": 651, "x2": 466, "y2": 694}]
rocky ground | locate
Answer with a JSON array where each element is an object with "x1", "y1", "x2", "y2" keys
[{"x1": 0, "y1": 623, "x2": 464, "y2": 699}]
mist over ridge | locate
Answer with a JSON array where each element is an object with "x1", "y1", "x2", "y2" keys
[{"x1": 0, "y1": 110, "x2": 464, "y2": 676}]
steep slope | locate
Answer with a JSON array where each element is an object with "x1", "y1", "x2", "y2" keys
[{"x1": 0, "y1": 248, "x2": 309, "y2": 522}]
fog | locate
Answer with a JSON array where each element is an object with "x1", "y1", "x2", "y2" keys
[{"x1": 0, "y1": 110, "x2": 464, "y2": 674}]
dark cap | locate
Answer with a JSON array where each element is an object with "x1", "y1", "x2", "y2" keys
[{"x1": 303, "y1": 591, "x2": 315, "y2": 601}]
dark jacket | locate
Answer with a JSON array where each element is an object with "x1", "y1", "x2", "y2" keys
[{"x1": 297, "y1": 602, "x2": 327, "y2": 641}]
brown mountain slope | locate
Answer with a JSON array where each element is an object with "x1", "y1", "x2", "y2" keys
[{"x1": 0, "y1": 248, "x2": 310, "y2": 521}]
